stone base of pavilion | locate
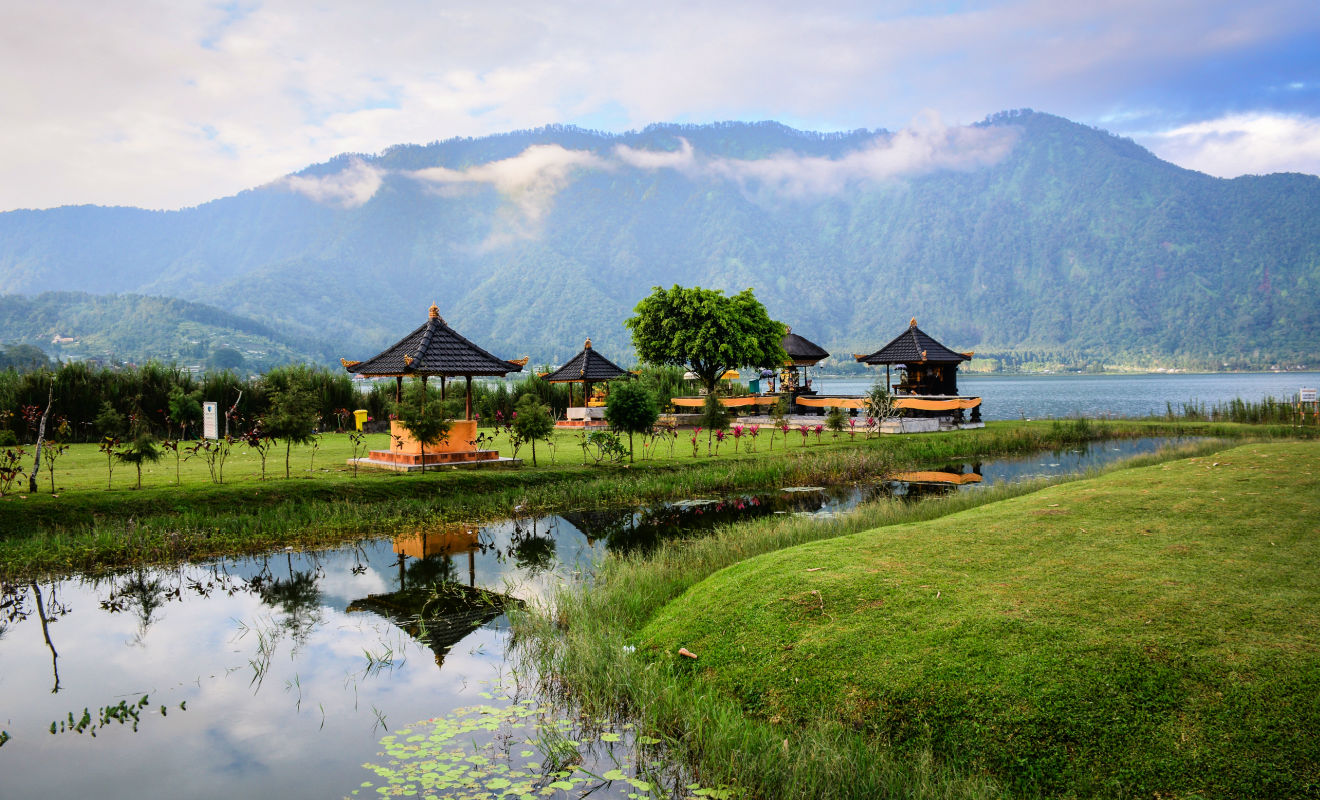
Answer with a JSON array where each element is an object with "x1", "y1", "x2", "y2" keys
[
  {"x1": 556, "y1": 406, "x2": 610, "y2": 429},
  {"x1": 349, "y1": 419, "x2": 521, "y2": 471}
]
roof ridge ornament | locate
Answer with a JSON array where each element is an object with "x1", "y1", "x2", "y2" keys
[
  {"x1": 429, "y1": 303, "x2": 444, "y2": 323},
  {"x1": 910, "y1": 317, "x2": 917, "y2": 327},
  {"x1": 584, "y1": 338, "x2": 592, "y2": 349}
]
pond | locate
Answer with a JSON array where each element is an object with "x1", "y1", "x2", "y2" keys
[{"x1": 0, "y1": 437, "x2": 1191, "y2": 799}]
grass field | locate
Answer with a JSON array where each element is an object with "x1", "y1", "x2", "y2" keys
[
  {"x1": 521, "y1": 440, "x2": 1320, "y2": 799},
  {"x1": 0, "y1": 420, "x2": 1307, "y2": 580}
]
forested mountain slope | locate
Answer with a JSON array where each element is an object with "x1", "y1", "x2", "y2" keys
[{"x1": 1, "y1": 110, "x2": 1316, "y2": 369}]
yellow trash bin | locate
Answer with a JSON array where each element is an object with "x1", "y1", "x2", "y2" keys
[{"x1": 353, "y1": 409, "x2": 369, "y2": 431}]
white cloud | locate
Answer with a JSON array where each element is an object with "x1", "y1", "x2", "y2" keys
[
  {"x1": 1, "y1": 0, "x2": 1315, "y2": 210},
  {"x1": 1141, "y1": 114, "x2": 1320, "y2": 177},
  {"x1": 410, "y1": 145, "x2": 607, "y2": 222},
  {"x1": 705, "y1": 114, "x2": 1019, "y2": 195},
  {"x1": 279, "y1": 158, "x2": 383, "y2": 208},
  {"x1": 613, "y1": 139, "x2": 697, "y2": 171},
  {"x1": 615, "y1": 116, "x2": 1019, "y2": 196}
]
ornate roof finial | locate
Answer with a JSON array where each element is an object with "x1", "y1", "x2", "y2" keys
[
  {"x1": 786, "y1": 325, "x2": 792, "y2": 335},
  {"x1": 429, "y1": 303, "x2": 440, "y2": 320},
  {"x1": 584, "y1": 338, "x2": 592, "y2": 349},
  {"x1": 910, "y1": 317, "x2": 917, "y2": 327}
]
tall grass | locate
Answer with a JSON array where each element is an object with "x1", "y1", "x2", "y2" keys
[
  {"x1": 515, "y1": 438, "x2": 1239, "y2": 800},
  {"x1": 1163, "y1": 394, "x2": 1317, "y2": 425}
]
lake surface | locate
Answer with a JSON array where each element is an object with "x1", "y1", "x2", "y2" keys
[
  {"x1": 0, "y1": 437, "x2": 1196, "y2": 799},
  {"x1": 811, "y1": 371, "x2": 1320, "y2": 420}
]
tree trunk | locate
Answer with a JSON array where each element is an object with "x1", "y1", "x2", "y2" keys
[
  {"x1": 27, "y1": 385, "x2": 53, "y2": 494},
  {"x1": 531, "y1": 438, "x2": 537, "y2": 467}
]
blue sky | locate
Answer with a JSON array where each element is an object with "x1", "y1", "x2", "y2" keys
[{"x1": 1, "y1": 0, "x2": 1317, "y2": 211}]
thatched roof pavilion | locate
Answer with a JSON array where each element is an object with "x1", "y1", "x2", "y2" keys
[
  {"x1": 342, "y1": 303, "x2": 525, "y2": 419},
  {"x1": 542, "y1": 338, "x2": 629, "y2": 386},
  {"x1": 855, "y1": 318, "x2": 971, "y2": 395},
  {"x1": 782, "y1": 327, "x2": 830, "y2": 366}
]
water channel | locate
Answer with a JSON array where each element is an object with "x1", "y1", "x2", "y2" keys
[{"x1": 0, "y1": 437, "x2": 1193, "y2": 799}]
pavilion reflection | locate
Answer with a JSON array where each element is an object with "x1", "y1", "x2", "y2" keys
[{"x1": 346, "y1": 525, "x2": 513, "y2": 669}]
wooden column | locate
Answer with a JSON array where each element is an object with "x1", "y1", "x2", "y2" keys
[
  {"x1": 395, "y1": 376, "x2": 403, "y2": 403},
  {"x1": 465, "y1": 376, "x2": 473, "y2": 420},
  {"x1": 440, "y1": 376, "x2": 446, "y2": 400}
]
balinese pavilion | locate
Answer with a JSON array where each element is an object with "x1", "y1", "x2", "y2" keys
[
  {"x1": 342, "y1": 303, "x2": 527, "y2": 469},
  {"x1": 852, "y1": 317, "x2": 982, "y2": 429},
  {"x1": 780, "y1": 326, "x2": 830, "y2": 410},
  {"x1": 541, "y1": 338, "x2": 631, "y2": 428}
]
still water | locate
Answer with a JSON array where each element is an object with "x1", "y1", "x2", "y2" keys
[
  {"x1": 0, "y1": 438, "x2": 1192, "y2": 799},
  {"x1": 813, "y1": 371, "x2": 1320, "y2": 420}
]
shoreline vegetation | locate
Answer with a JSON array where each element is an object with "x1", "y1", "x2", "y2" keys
[
  {"x1": 1, "y1": 419, "x2": 1307, "y2": 580},
  {"x1": 518, "y1": 439, "x2": 1320, "y2": 799}
]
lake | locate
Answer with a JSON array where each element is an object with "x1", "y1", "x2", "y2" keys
[{"x1": 810, "y1": 371, "x2": 1320, "y2": 420}]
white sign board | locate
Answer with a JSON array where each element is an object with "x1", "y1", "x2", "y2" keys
[
  {"x1": 1301, "y1": 388, "x2": 1318, "y2": 403},
  {"x1": 203, "y1": 401, "x2": 219, "y2": 440}
]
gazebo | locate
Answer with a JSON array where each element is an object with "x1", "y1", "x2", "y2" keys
[
  {"x1": 854, "y1": 317, "x2": 971, "y2": 395},
  {"x1": 779, "y1": 326, "x2": 830, "y2": 397},
  {"x1": 540, "y1": 338, "x2": 630, "y2": 427},
  {"x1": 342, "y1": 303, "x2": 526, "y2": 468}
]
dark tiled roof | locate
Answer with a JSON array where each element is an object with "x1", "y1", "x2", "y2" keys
[
  {"x1": 855, "y1": 319, "x2": 971, "y2": 365},
  {"x1": 782, "y1": 328, "x2": 830, "y2": 365},
  {"x1": 543, "y1": 339, "x2": 630, "y2": 383},
  {"x1": 343, "y1": 305, "x2": 524, "y2": 377}
]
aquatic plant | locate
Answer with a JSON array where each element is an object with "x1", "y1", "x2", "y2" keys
[{"x1": 354, "y1": 683, "x2": 734, "y2": 800}]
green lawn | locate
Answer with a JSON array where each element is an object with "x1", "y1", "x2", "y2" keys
[
  {"x1": 0, "y1": 420, "x2": 1307, "y2": 581},
  {"x1": 638, "y1": 442, "x2": 1320, "y2": 797}
]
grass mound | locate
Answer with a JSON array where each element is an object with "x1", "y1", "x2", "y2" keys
[{"x1": 639, "y1": 442, "x2": 1320, "y2": 796}]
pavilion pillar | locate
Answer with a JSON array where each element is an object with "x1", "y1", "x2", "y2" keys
[
  {"x1": 465, "y1": 376, "x2": 473, "y2": 420},
  {"x1": 440, "y1": 376, "x2": 446, "y2": 401},
  {"x1": 421, "y1": 375, "x2": 427, "y2": 410},
  {"x1": 395, "y1": 376, "x2": 403, "y2": 403}
]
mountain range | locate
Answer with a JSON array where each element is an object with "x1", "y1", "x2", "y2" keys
[{"x1": 1, "y1": 109, "x2": 1316, "y2": 372}]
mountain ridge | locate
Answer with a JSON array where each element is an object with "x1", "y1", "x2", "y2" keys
[{"x1": 1, "y1": 110, "x2": 1316, "y2": 370}]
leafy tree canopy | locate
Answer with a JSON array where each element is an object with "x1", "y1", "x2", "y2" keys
[{"x1": 625, "y1": 285, "x2": 786, "y2": 392}]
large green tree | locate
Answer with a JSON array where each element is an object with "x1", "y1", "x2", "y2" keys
[{"x1": 625, "y1": 285, "x2": 787, "y2": 394}]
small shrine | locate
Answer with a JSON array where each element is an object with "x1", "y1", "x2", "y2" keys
[
  {"x1": 855, "y1": 317, "x2": 972, "y2": 395},
  {"x1": 342, "y1": 303, "x2": 526, "y2": 470},
  {"x1": 779, "y1": 326, "x2": 829, "y2": 408},
  {"x1": 541, "y1": 338, "x2": 630, "y2": 428}
]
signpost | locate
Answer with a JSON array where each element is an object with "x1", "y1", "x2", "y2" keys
[
  {"x1": 203, "y1": 401, "x2": 219, "y2": 440},
  {"x1": 1299, "y1": 388, "x2": 1318, "y2": 426}
]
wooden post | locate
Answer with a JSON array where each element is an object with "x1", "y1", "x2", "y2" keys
[
  {"x1": 441, "y1": 376, "x2": 446, "y2": 401},
  {"x1": 395, "y1": 376, "x2": 403, "y2": 404},
  {"x1": 465, "y1": 376, "x2": 473, "y2": 420}
]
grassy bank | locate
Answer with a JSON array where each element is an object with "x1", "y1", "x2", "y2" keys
[
  {"x1": 518, "y1": 440, "x2": 1319, "y2": 799},
  {"x1": 0, "y1": 420, "x2": 1301, "y2": 580}
]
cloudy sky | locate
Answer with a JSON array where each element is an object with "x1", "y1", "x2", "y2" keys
[{"x1": 2, "y1": 0, "x2": 1317, "y2": 211}]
